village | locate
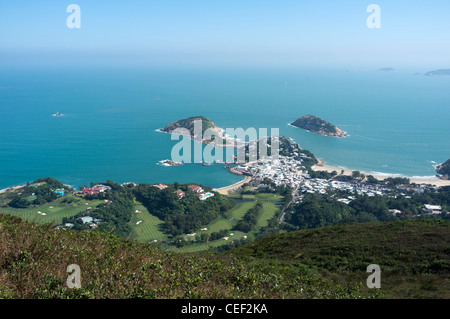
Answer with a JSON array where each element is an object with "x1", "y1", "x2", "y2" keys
[{"x1": 233, "y1": 151, "x2": 444, "y2": 215}]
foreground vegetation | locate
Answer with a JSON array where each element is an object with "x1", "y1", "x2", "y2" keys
[
  {"x1": 231, "y1": 219, "x2": 450, "y2": 299},
  {"x1": 0, "y1": 214, "x2": 382, "y2": 299},
  {"x1": 1, "y1": 214, "x2": 448, "y2": 298}
]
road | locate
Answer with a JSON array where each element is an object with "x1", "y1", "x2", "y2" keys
[{"x1": 278, "y1": 184, "x2": 300, "y2": 224}]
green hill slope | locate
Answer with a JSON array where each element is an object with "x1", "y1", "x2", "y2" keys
[
  {"x1": 230, "y1": 220, "x2": 450, "y2": 298},
  {"x1": 1, "y1": 214, "x2": 448, "y2": 299}
]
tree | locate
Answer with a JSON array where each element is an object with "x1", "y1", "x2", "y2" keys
[
  {"x1": 8, "y1": 197, "x2": 30, "y2": 208},
  {"x1": 352, "y1": 171, "x2": 361, "y2": 179}
]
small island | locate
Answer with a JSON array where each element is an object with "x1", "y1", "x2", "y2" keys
[
  {"x1": 160, "y1": 116, "x2": 234, "y2": 146},
  {"x1": 436, "y1": 159, "x2": 450, "y2": 180},
  {"x1": 424, "y1": 69, "x2": 450, "y2": 76},
  {"x1": 158, "y1": 159, "x2": 182, "y2": 166},
  {"x1": 290, "y1": 115, "x2": 347, "y2": 137},
  {"x1": 378, "y1": 67, "x2": 395, "y2": 72}
]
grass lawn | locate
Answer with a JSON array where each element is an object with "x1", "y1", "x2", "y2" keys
[
  {"x1": 128, "y1": 204, "x2": 169, "y2": 244},
  {"x1": 256, "y1": 202, "x2": 279, "y2": 228},
  {"x1": 174, "y1": 200, "x2": 279, "y2": 253},
  {"x1": 254, "y1": 192, "x2": 283, "y2": 202},
  {"x1": 231, "y1": 192, "x2": 284, "y2": 203},
  {"x1": 1, "y1": 191, "x2": 283, "y2": 253},
  {"x1": 176, "y1": 230, "x2": 247, "y2": 253},
  {"x1": 0, "y1": 195, "x2": 104, "y2": 225},
  {"x1": 226, "y1": 201, "x2": 256, "y2": 220}
]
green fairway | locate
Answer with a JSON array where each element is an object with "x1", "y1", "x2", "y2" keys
[
  {"x1": 175, "y1": 230, "x2": 247, "y2": 253},
  {"x1": 227, "y1": 201, "x2": 256, "y2": 220},
  {"x1": 128, "y1": 204, "x2": 169, "y2": 243},
  {"x1": 254, "y1": 192, "x2": 283, "y2": 202},
  {"x1": 0, "y1": 195, "x2": 104, "y2": 225},
  {"x1": 256, "y1": 202, "x2": 278, "y2": 228},
  {"x1": 1, "y1": 191, "x2": 283, "y2": 253},
  {"x1": 173, "y1": 200, "x2": 279, "y2": 252}
]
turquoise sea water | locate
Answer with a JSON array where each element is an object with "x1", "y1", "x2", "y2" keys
[{"x1": 0, "y1": 67, "x2": 449, "y2": 190}]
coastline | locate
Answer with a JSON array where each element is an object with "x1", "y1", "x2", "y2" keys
[
  {"x1": 212, "y1": 175, "x2": 252, "y2": 195},
  {"x1": 0, "y1": 185, "x2": 23, "y2": 194},
  {"x1": 156, "y1": 128, "x2": 237, "y2": 148},
  {"x1": 311, "y1": 160, "x2": 450, "y2": 187}
]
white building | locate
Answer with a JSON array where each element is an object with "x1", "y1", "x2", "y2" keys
[{"x1": 423, "y1": 204, "x2": 442, "y2": 214}]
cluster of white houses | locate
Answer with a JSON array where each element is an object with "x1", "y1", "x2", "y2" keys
[
  {"x1": 63, "y1": 215, "x2": 103, "y2": 230},
  {"x1": 236, "y1": 154, "x2": 446, "y2": 215},
  {"x1": 423, "y1": 204, "x2": 442, "y2": 215},
  {"x1": 300, "y1": 179, "x2": 389, "y2": 196},
  {"x1": 241, "y1": 156, "x2": 307, "y2": 187}
]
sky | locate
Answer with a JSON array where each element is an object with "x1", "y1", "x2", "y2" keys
[{"x1": 1, "y1": 0, "x2": 450, "y2": 69}]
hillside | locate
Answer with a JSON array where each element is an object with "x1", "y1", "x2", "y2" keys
[
  {"x1": 1, "y1": 214, "x2": 448, "y2": 299},
  {"x1": 230, "y1": 219, "x2": 450, "y2": 298},
  {"x1": 0, "y1": 214, "x2": 379, "y2": 299},
  {"x1": 290, "y1": 115, "x2": 347, "y2": 137},
  {"x1": 436, "y1": 159, "x2": 450, "y2": 180}
]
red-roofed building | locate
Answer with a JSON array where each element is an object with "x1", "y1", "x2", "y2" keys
[
  {"x1": 82, "y1": 187, "x2": 100, "y2": 195},
  {"x1": 177, "y1": 191, "x2": 185, "y2": 199},
  {"x1": 188, "y1": 185, "x2": 204, "y2": 193},
  {"x1": 155, "y1": 184, "x2": 168, "y2": 190}
]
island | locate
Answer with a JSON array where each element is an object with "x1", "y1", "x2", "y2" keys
[
  {"x1": 424, "y1": 69, "x2": 450, "y2": 76},
  {"x1": 160, "y1": 116, "x2": 234, "y2": 146},
  {"x1": 436, "y1": 159, "x2": 450, "y2": 180},
  {"x1": 158, "y1": 159, "x2": 182, "y2": 166},
  {"x1": 378, "y1": 67, "x2": 395, "y2": 72},
  {"x1": 290, "y1": 115, "x2": 347, "y2": 137}
]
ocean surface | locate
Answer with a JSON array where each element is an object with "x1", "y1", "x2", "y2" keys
[{"x1": 0, "y1": 67, "x2": 449, "y2": 190}]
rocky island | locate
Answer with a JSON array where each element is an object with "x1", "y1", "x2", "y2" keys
[
  {"x1": 290, "y1": 115, "x2": 347, "y2": 137},
  {"x1": 160, "y1": 116, "x2": 234, "y2": 146},
  {"x1": 436, "y1": 159, "x2": 450, "y2": 180},
  {"x1": 424, "y1": 69, "x2": 450, "y2": 76}
]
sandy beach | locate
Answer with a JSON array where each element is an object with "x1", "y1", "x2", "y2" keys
[
  {"x1": 213, "y1": 175, "x2": 252, "y2": 195},
  {"x1": 311, "y1": 161, "x2": 450, "y2": 187},
  {"x1": 0, "y1": 185, "x2": 23, "y2": 194}
]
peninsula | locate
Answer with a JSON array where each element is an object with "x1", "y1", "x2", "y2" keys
[{"x1": 290, "y1": 115, "x2": 347, "y2": 137}]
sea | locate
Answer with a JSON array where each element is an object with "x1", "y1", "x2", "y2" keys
[{"x1": 0, "y1": 66, "x2": 449, "y2": 190}]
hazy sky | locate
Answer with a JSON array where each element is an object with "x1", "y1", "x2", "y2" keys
[{"x1": 1, "y1": 0, "x2": 450, "y2": 68}]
